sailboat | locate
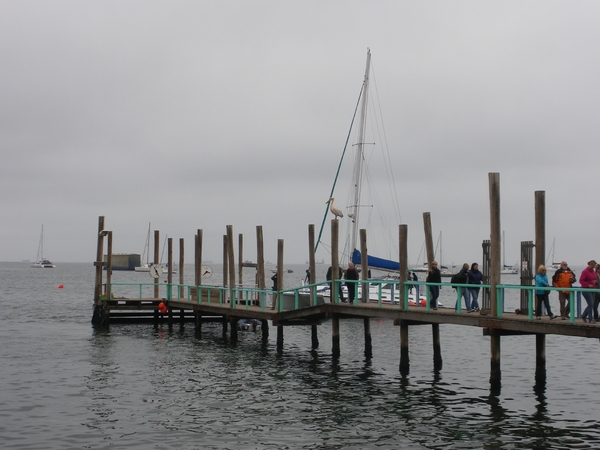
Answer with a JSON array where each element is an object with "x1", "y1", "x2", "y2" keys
[
  {"x1": 31, "y1": 225, "x2": 55, "y2": 268},
  {"x1": 314, "y1": 49, "x2": 428, "y2": 306},
  {"x1": 546, "y1": 238, "x2": 560, "y2": 270},
  {"x1": 134, "y1": 224, "x2": 178, "y2": 274},
  {"x1": 134, "y1": 223, "x2": 153, "y2": 272},
  {"x1": 500, "y1": 231, "x2": 518, "y2": 274}
]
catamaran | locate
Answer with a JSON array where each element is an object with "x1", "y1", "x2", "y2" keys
[{"x1": 31, "y1": 225, "x2": 55, "y2": 268}]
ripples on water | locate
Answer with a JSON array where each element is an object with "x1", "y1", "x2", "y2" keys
[{"x1": 1, "y1": 262, "x2": 599, "y2": 449}]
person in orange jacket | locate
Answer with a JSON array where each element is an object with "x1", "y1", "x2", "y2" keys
[{"x1": 551, "y1": 261, "x2": 576, "y2": 320}]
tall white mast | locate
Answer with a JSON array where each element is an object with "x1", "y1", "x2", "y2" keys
[{"x1": 350, "y1": 49, "x2": 371, "y2": 254}]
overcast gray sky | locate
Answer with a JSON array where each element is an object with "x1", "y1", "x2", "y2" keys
[{"x1": 2, "y1": 1, "x2": 599, "y2": 267}]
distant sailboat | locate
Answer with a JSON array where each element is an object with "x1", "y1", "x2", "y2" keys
[
  {"x1": 546, "y1": 238, "x2": 560, "y2": 270},
  {"x1": 134, "y1": 224, "x2": 178, "y2": 274},
  {"x1": 31, "y1": 225, "x2": 55, "y2": 268},
  {"x1": 500, "y1": 231, "x2": 517, "y2": 274}
]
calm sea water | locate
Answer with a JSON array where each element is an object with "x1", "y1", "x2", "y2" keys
[{"x1": 1, "y1": 261, "x2": 599, "y2": 449}]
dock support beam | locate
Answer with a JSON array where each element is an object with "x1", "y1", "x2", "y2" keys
[
  {"x1": 311, "y1": 326, "x2": 319, "y2": 349},
  {"x1": 230, "y1": 317, "x2": 238, "y2": 340},
  {"x1": 432, "y1": 324, "x2": 442, "y2": 371},
  {"x1": 277, "y1": 326, "x2": 284, "y2": 354},
  {"x1": 332, "y1": 316, "x2": 340, "y2": 358},
  {"x1": 399, "y1": 322, "x2": 409, "y2": 375},
  {"x1": 489, "y1": 173, "x2": 502, "y2": 388},
  {"x1": 363, "y1": 318, "x2": 372, "y2": 358}
]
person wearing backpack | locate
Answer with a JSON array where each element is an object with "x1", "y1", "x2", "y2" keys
[
  {"x1": 467, "y1": 263, "x2": 483, "y2": 312},
  {"x1": 454, "y1": 263, "x2": 473, "y2": 312}
]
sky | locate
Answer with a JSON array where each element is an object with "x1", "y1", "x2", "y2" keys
[{"x1": 2, "y1": 0, "x2": 599, "y2": 268}]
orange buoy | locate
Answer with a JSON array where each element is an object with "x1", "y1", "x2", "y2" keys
[
  {"x1": 57, "y1": 284, "x2": 64, "y2": 289},
  {"x1": 158, "y1": 302, "x2": 168, "y2": 314}
]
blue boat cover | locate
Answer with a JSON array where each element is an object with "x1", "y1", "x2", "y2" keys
[{"x1": 351, "y1": 248, "x2": 400, "y2": 272}]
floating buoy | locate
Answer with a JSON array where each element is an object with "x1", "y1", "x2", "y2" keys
[
  {"x1": 57, "y1": 284, "x2": 64, "y2": 289},
  {"x1": 158, "y1": 302, "x2": 168, "y2": 314}
]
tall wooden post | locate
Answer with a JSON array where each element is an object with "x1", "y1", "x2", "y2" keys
[
  {"x1": 256, "y1": 226, "x2": 269, "y2": 340},
  {"x1": 423, "y1": 213, "x2": 435, "y2": 268},
  {"x1": 308, "y1": 224, "x2": 318, "y2": 348},
  {"x1": 489, "y1": 172, "x2": 502, "y2": 388},
  {"x1": 195, "y1": 230, "x2": 203, "y2": 338},
  {"x1": 331, "y1": 219, "x2": 341, "y2": 356},
  {"x1": 92, "y1": 217, "x2": 107, "y2": 327},
  {"x1": 360, "y1": 229, "x2": 368, "y2": 303},
  {"x1": 361, "y1": 229, "x2": 372, "y2": 358},
  {"x1": 167, "y1": 237, "x2": 173, "y2": 330},
  {"x1": 238, "y1": 233, "x2": 243, "y2": 302},
  {"x1": 154, "y1": 230, "x2": 160, "y2": 298},
  {"x1": 399, "y1": 225, "x2": 408, "y2": 309},
  {"x1": 94, "y1": 216, "x2": 105, "y2": 302},
  {"x1": 276, "y1": 239, "x2": 284, "y2": 350},
  {"x1": 103, "y1": 231, "x2": 113, "y2": 327},
  {"x1": 227, "y1": 225, "x2": 236, "y2": 308},
  {"x1": 535, "y1": 191, "x2": 547, "y2": 383},
  {"x1": 331, "y1": 219, "x2": 340, "y2": 304},
  {"x1": 179, "y1": 238, "x2": 184, "y2": 299},
  {"x1": 399, "y1": 321, "x2": 409, "y2": 375}
]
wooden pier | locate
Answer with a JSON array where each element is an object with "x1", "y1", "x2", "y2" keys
[{"x1": 92, "y1": 173, "x2": 600, "y2": 388}]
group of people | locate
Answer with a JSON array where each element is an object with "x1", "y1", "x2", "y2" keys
[
  {"x1": 425, "y1": 261, "x2": 483, "y2": 311},
  {"x1": 426, "y1": 258, "x2": 600, "y2": 322},
  {"x1": 536, "y1": 260, "x2": 599, "y2": 323}
]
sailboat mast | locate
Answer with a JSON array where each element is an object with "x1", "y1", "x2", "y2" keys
[
  {"x1": 350, "y1": 49, "x2": 371, "y2": 253},
  {"x1": 40, "y1": 225, "x2": 44, "y2": 260}
]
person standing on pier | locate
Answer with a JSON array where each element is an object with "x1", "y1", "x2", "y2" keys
[
  {"x1": 455, "y1": 263, "x2": 473, "y2": 312},
  {"x1": 535, "y1": 265, "x2": 555, "y2": 319},
  {"x1": 594, "y1": 264, "x2": 600, "y2": 321},
  {"x1": 580, "y1": 260, "x2": 597, "y2": 323},
  {"x1": 344, "y1": 262, "x2": 359, "y2": 303},
  {"x1": 426, "y1": 261, "x2": 441, "y2": 309},
  {"x1": 467, "y1": 263, "x2": 482, "y2": 312},
  {"x1": 551, "y1": 261, "x2": 576, "y2": 320}
]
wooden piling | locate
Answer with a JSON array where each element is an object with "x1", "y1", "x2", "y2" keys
[
  {"x1": 94, "y1": 216, "x2": 105, "y2": 302},
  {"x1": 399, "y1": 225, "x2": 407, "y2": 309},
  {"x1": 331, "y1": 219, "x2": 340, "y2": 304},
  {"x1": 153, "y1": 230, "x2": 160, "y2": 298},
  {"x1": 423, "y1": 213, "x2": 435, "y2": 268},
  {"x1": 308, "y1": 224, "x2": 318, "y2": 348},
  {"x1": 226, "y1": 226, "x2": 236, "y2": 308},
  {"x1": 179, "y1": 238, "x2": 184, "y2": 299},
  {"x1": 230, "y1": 317, "x2": 238, "y2": 340},
  {"x1": 167, "y1": 237, "x2": 173, "y2": 330},
  {"x1": 332, "y1": 316, "x2": 340, "y2": 358},
  {"x1": 359, "y1": 229, "x2": 372, "y2": 357},
  {"x1": 535, "y1": 191, "x2": 547, "y2": 380},
  {"x1": 399, "y1": 321, "x2": 409, "y2": 375},
  {"x1": 433, "y1": 324, "x2": 442, "y2": 371},
  {"x1": 360, "y1": 229, "x2": 368, "y2": 303},
  {"x1": 489, "y1": 173, "x2": 502, "y2": 387},
  {"x1": 256, "y1": 226, "x2": 269, "y2": 340},
  {"x1": 276, "y1": 325, "x2": 284, "y2": 354},
  {"x1": 195, "y1": 230, "x2": 203, "y2": 338},
  {"x1": 238, "y1": 233, "x2": 243, "y2": 302}
]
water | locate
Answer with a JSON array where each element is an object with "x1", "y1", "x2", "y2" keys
[{"x1": 1, "y1": 262, "x2": 599, "y2": 449}]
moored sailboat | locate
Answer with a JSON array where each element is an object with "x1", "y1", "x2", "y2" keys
[
  {"x1": 313, "y1": 49, "x2": 428, "y2": 305},
  {"x1": 31, "y1": 225, "x2": 55, "y2": 268}
]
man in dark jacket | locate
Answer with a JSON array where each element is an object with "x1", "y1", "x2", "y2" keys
[
  {"x1": 344, "y1": 263, "x2": 360, "y2": 303},
  {"x1": 454, "y1": 263, "x2": 473, "y2": 312},
  {"x1": 426, "y1": 261, "x2": 441, "y2": 309},
  {"x1": 326, "y1": 266, "x2": 345, "y2": 303}
]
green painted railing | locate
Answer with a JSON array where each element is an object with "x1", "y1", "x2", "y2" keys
[{"x1": 105, "y1": 280, "x2": 598, "y2": 324}]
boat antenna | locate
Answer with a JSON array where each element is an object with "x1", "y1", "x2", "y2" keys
[{"x1": 314, "y1": 80, "x2": 365, "y2": 254}]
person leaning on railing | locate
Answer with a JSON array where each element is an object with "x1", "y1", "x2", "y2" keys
[
  {"x1": 579, "y1": 259, "x2": 597, "y2": 324},
  {"x1": 551, "y1": 261, "x2": 577, "y2": 320}
]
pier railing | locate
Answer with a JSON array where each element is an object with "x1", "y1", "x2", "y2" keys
[{"x1": 103, "y1": 280, "x2": 596, "y2": 322}]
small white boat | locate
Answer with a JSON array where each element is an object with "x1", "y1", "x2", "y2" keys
[
  {"x1": 135, "y1": 224, "x2": 177, "y2": 273},
  {"x1": 31, "y1": 225, "x2": 55, "y2": 268}
]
